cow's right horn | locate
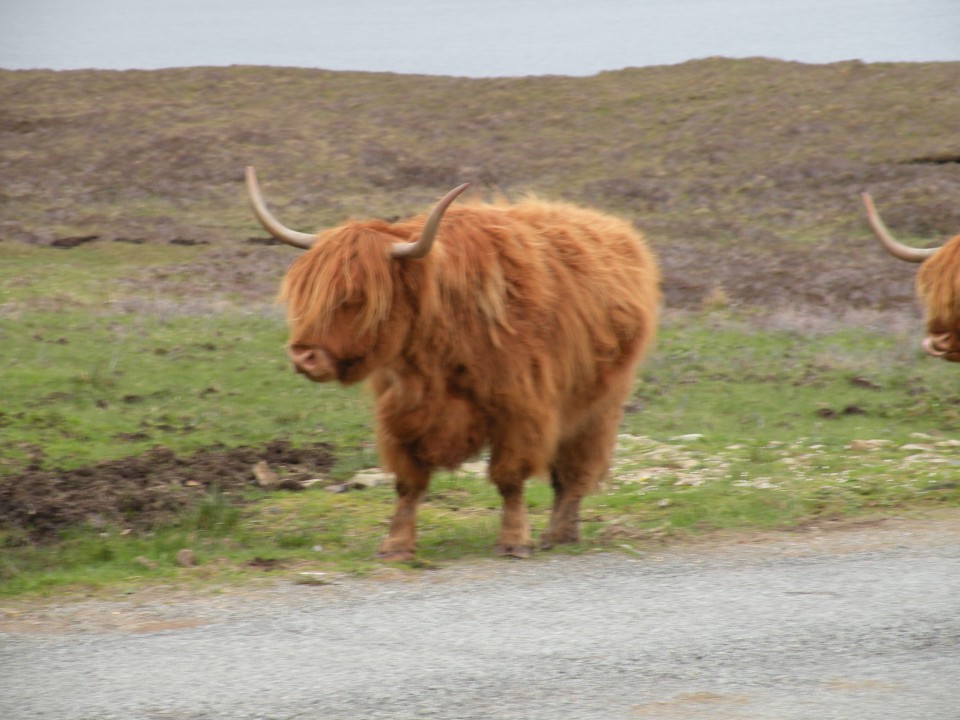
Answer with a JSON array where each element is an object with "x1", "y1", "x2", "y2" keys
[
  {"x1": 390, "y1": 183, "x2": 470, "y2": 259},
  {"x1": 861, "y1": 192, "x2": 938, "y2": 263},
  {"x1": 245, "y1": 166, "x2": 316, "y2": 250}
]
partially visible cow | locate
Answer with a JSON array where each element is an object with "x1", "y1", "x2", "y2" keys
[
  {"x1": 862, "y1": 193, "x2": 960, "y2": 361},
  {"x1": 247, "y1": 166, "x2": 660, "y2": 559}
]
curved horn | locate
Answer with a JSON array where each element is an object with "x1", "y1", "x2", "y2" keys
[
  {"x1": 860, "y1": 192, "x2": 937, "y2": 263},
  {"x1": 245, "y1": 166, "x2": 316, "y2": 250},
  {"x1": 390, "y1": 183, "x2": 470, "y2": 259}
]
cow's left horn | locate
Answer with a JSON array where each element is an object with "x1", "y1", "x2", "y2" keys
[
  {"x1": 390, "y1": 183, "x2": 470, "y2": 259},
  {"x1": 861, "y1": 192, "x2": 938, "y2": 263},
  {"x1": 245, "y1": 166, "x2": 316, "y2": 250}
]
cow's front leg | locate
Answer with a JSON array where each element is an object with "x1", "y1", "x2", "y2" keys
[
  {"x1": 377, "y1": 463, "x2": 430, "y2": 562},
  {"x1": 493, "y1": 479, "x2": 531, "y2": 558},
  {"x1": 489, "y1": 454, "x2": 533, "y2": 558}
]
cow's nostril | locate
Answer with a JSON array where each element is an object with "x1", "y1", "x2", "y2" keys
[
  {"x1": 296, "y1": 350, "x2": 317, "y2": 370},
  {"x1": 288, "y1": 345, "x2": 319, "y2": 371}
]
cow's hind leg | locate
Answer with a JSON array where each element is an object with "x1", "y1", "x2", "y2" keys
[
  {"x1": 488, "y1": 413, "x2": 558, "y2": 558},
  {"x1": 540, "y1": 406, "x2": 621, "y2": 549}
]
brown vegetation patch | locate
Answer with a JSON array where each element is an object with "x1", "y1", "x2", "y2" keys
[{"x1": 3, "y1": 60, "x2": 956, "y2": 317}]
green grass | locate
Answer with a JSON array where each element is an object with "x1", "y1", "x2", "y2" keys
[
  {"x1": 0, "y1": 310, "x2": 342, "y2": 466},
  {"x1": 2, "y1": 290, "x2": 959, "y2": 597}
]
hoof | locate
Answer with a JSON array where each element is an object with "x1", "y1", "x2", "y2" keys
[
  {"x1": 375, "y1": 549, "x2": 415, "y2": 562},
  {"x1": 495, "y1": 543, "x2": 532, "y2": 559},
  {"x1": 539, "y1": 528, "x2": 579, "y2": 550}
]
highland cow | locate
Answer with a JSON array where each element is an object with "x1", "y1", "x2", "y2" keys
[
  {"x1": 862, "y1": 192, "x2": 960, "y2": 361},
  {"x1": 247, "y1": 166, "x2": 660, "y2": 559}
]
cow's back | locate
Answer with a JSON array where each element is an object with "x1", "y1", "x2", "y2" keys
[{"x1": 406, "y1": 198, "x2": 659, "y2": 409}]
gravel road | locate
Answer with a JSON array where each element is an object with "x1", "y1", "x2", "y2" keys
[{"x1": 2, "y1": 515, "x2": 958, "y2": 720}]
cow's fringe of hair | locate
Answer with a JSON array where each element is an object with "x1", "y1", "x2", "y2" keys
[{"x1": 278, "y1": 222, "x2": 405, "y2": 341}]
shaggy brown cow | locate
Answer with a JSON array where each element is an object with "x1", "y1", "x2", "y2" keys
[
  {"x1": 247, "y1": 166, "x2": 660, "y2": 559},
  {"x1": 862, "y1": 192, "x2": 960, "y2": 361}
]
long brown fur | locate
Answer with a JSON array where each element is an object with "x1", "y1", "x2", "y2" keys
[
  {"x1": 917, "y1": 235, "x2": 960, "y2": 334},
  {"x1": 278, "y1": 194, "x2": 660, "y2": 558}
]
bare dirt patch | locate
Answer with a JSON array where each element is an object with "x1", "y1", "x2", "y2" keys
[
  {"x1": 0, "y1": 441, "x2": 335, "y2": 544},
  {"x1": 663, "y1": 508, "x2": 960, "y2": 558}
]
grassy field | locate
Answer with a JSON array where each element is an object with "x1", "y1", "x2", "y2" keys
[
  {"x1": 2, "y1": 242, "x2": 959, "y2": 597},
  {"x1": 1, "y1": 60, "x2": 959, "y2": 598}
]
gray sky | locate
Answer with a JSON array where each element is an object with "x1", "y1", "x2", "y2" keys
[{"x1": 1, "y1": 0, "x2": 958, "y2": 76}]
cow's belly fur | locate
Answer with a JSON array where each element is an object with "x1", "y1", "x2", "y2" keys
[
  {"x1": 409, "y1": 393, "x2": 486, "y2": 469},
  {"x1": 373, "y1": 377, "x2": 488, "y2": 471}
]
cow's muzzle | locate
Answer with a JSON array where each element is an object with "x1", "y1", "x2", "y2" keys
[
  {"x1": 922, "y1": 333, "x2": 960, "y2": 362},
  {"x1": 287, "y1": 344, "x2": 335, "y2": 381}
]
